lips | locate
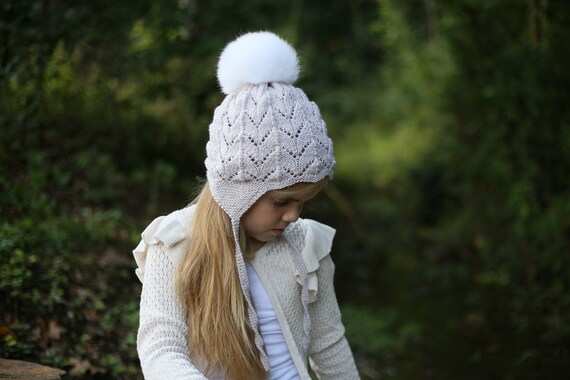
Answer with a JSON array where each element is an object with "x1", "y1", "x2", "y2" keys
[{"x1": 271, "y1": 229, "x2": 285, "y2": 235}]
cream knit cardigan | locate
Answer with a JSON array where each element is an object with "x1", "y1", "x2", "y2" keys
[{"x1": 133, "y1": 205, "x2": 360, "y2": 380}]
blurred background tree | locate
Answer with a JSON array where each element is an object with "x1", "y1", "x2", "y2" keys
[{"x1": 1, "y1": 0, "x2": 569, "y2": 378}]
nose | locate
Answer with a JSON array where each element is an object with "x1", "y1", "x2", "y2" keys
[{"x1": 282, "y1": 204, "x2": 303, "y2": 223}]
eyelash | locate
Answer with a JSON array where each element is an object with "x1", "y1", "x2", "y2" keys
[{"x1": 273, "y1": 199, "x2": 289, "y2": 207}]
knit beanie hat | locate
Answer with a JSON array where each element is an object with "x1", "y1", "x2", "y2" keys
[{"x1": 205, "y1": 31, "x2": 335, "y2": 369}]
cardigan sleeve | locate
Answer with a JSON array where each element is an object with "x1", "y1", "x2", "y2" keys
[
  {"x1": 134, "y1": 207, "x2": 209, "y2": 380},
  {"x1": 137, "y1": 243, "x2": 208, "y2": 379},
  {"x1": 308, "y1": 256, "x2": 360, "y2": 379},
  {"x1": 304, "y1": 222, "x2": 360, "y2": 379}
]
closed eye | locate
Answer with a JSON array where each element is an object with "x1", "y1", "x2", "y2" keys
[{"x1": 273, "y1": 199, "x2": 289, "y2": 207}]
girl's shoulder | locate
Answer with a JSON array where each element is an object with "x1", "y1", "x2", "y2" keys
[
  {"x1": 132, "y1": 205, "x2": 196, "y2": 282},
  {"x1": 289, "y1": 218, "x2": 336, "y2": 264},
  {"x1": 303, "y1": 219, "x2": 336, "y2": 255},
  {"x1": 284, "y1": 219, "x2": 336, "y2": 302}
]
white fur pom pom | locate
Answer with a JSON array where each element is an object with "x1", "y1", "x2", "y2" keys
[{"x1": 217, "y1": 31, "x2": 299, "y2": 95}]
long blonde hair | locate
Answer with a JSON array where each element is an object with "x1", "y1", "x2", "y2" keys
[{"x1": 175, "y1": 183, "x2": 265, "y2": 380}]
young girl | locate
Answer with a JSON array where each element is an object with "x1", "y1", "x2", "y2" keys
[{"x1": 133, "y1": 31, "x2": 360, "y2": 380}]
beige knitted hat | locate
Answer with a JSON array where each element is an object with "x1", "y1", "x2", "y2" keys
[{"x1": 205, "y1": 31, "x2": 335, "y2": 369}]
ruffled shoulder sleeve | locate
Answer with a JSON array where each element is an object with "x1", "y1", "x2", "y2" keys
[
  {"x1": 296, "y1": 219, "x2": 336, "y2": 302},
  {"x1": 132, "y1": 205, "x2": 195, "y2": 282}
]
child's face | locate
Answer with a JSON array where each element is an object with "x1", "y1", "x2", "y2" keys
[{"x1": 242, "y1": 182, "x2": 325, "y2": 253}]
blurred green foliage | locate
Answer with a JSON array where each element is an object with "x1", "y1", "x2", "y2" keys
[
  {"x1": 1, "y1": 0, "x2": 569, "y2": 378},
  {"x1": 341, "y1": 305, "x2": 420, "y2": 376}
]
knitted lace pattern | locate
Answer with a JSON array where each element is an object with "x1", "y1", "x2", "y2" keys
[{"x1": 206, "y1": 82, "x2": 335, "y2": 218}]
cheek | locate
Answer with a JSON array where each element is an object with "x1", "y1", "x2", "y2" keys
[
  {"x1": 243, "y1": 208, "x2": 275, "y2": 231},
  {"x1": 259, "y1": 209, "x2": 282, "y2": 225},
  {"x1": 254, "y1": 211, "x2": 283, "y2": 231}
]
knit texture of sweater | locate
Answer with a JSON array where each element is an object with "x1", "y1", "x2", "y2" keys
[{"x1": 133, "y1": 205, "x2": 360, "y2": 379}]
